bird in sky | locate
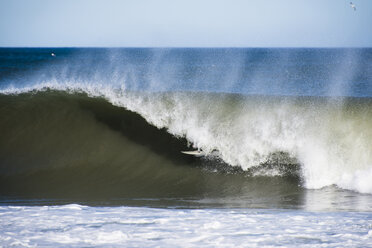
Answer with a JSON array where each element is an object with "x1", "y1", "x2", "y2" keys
[{"x1": 350, "y1": 2, "x2": 356, "y2": 11}]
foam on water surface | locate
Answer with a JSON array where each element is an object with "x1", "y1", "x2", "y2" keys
[{"x1": 0, "y1": 205, "x2": 371, "y2": 247}]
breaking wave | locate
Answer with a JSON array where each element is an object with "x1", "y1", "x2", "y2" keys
[{"x1": 1, "y1": 82, "x2": 372, "y2": 195}]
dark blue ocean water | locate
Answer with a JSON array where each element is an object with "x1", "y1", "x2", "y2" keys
[{"x1": 1, "y1": 48, "x2": 371, "y2": 97}]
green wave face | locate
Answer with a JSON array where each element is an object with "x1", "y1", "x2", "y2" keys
[{"x1": 0, "y1": 91, "x2": 303, "y2": 207}]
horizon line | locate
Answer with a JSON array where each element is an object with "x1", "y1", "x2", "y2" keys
[{"x1": 1, "y1": 46, "x2": 372, "y2": 49}]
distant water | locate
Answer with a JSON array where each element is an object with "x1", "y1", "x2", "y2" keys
[{"x1": 0, "y1": 48, "x2": 371, "y2": 247}]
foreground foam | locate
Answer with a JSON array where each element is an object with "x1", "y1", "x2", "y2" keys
[{"x1": 0, "y1": 205, "x2": 371, "y2": 247}]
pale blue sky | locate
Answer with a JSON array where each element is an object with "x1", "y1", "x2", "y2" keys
[{"x1": 0, "y1": 0, "x2": 371, "y2": 47}]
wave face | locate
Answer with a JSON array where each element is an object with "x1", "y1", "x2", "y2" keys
[
  {"x1": 0, "y1": 48, "x2": 372, "y2": 203},
  {"x1": 0, "y1": 91, "x2": 305, "y2": 208}
]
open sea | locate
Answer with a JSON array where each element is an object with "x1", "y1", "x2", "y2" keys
[{"x1": 0, "y1": 48, "x2": 372, "y2": 247}]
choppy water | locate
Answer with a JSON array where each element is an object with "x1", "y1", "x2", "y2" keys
[{"x1": 0, "y1": 48, "x2": 371, "y2": 246}]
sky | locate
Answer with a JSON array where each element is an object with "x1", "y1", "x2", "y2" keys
[{"x1": 0, "y1": 0, "x2": 371, "y2": 47}]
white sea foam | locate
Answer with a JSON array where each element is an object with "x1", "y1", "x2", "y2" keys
[
  {"x1": 0, "y1": 205, "x2": 371, "y2": 247},
  {"x1": 1, "y1": 81, "x2": 372, "y2": 194}
]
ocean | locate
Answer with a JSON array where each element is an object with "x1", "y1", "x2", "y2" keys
[{"x1": 0, "y1": 48, "x2": 371, "y2": 247}]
